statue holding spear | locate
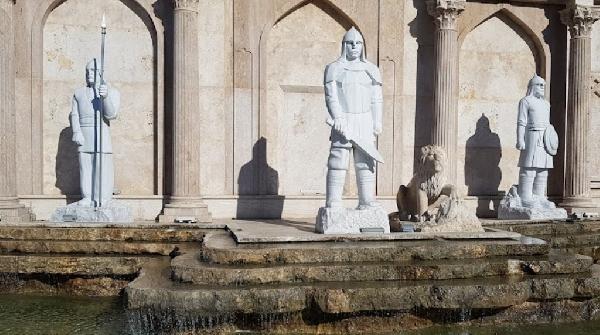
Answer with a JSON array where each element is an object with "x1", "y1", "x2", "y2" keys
[{"x1": 70, "y1": 14, "x2": 121, "y2": 208}]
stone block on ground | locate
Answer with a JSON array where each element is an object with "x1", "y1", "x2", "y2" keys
[
  {"x1": 51, "y1": 202, "x2": 133, "y2": 223},
  {"x1": 315, "y1": 206, "x2": 390, "y2": 234},
  {"x1": 498, "y1": 186, "x2": 567, "y2": 220}
]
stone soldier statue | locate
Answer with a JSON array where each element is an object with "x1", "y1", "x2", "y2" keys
[
  {"x1": 324, "y1": 27, "x2": 383, "y2": 209},
  {"x1": 516, "y1": 74, "x2": 558, "y2": 207},
  {"x1": 70, "y1": 59, "x2": 120, "y2": 207}
]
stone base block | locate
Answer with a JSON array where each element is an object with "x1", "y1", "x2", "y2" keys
[
  {"x1": 158, "y1": 204, "x2": 212, "y2": 223},
  {"x1": 315, "y1": 206, "x2": 390, "y2": 234},
  {"x1": 498, "y1": 186, "x2": 567, "y2": 220},
  {"x1": 0, "y1": 206, "x2": 33, "y2": 222},
  {"x1": 51, "y1": 203, "x2": 133, "y2": 223}
]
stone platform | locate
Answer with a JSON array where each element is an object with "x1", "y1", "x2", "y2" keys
[
  {"x1": 51, "y1": 204, "x2": 133, "y2": 223},
  {"x1": 5, "y1": 218, "x2": 600, "y2": 333}
]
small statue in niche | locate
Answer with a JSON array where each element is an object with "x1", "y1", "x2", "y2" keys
[{"x1": 392, "y1": 145, "x2": 483, "y2": 232}]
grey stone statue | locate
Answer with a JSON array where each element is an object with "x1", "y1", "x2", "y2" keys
[
  {"x1": 71, "y1": 59, "x2": 120, "y2": 207},
  {"x1": 316, "y1": 27, "x2": 389, "y2": 234},
  {"x1": 51, "y1": 59, "x2": 132, "y2": 222},
  {"x1": 498, "y1": 74, "x2": 566, "y2": 220}
]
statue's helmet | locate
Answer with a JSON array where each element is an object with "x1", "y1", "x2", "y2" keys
[
  {"x1": 85, "y1": 59, "x2": 99, "y2": 84},
  {"x1": 340, "y1": 27, "x2": 366, "y2": 62},
  {"x1": 526, "y1": 74, "x2": 545, "y2": 96}
]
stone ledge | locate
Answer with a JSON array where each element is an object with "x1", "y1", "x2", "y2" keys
[
  {"x1": 172, "y1": 250, "x2": 592, "y2": 286},
  {"x1": 202, "y1": 232, "x2": 548, "y2": 265}
]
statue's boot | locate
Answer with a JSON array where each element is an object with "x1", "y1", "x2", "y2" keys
[
  {"x1": 533, "y1": 172, "x2": 555, "y2": 208},
  {"x1": 356, "y1": 169, "x2": 378, "y2": 209},
  {"x1": 76, "y1": 198, "x2": 93, "y2": 207},
  {"x1": 518, "y1": 172, "x2": 535, "y2": 207},
  {"x1": 326, "y1": 169, "x2": 346, "y2": 208}
]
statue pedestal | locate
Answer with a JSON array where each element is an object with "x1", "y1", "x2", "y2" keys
[
  {"x1": 498, "y1": 186, "x2": 567, "y2": 220},
  {"x1": 51, "y1": 202, "x2": 133, "y2": 223},
  {"x1": 315, "y1": 206, "x2": 390, "y2": 234}
]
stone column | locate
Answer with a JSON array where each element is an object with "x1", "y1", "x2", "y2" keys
[
  {"x1": 159, "y1": 0, "x2": 212, "y2": 223},
  {"x1": 0, "y1": 2, "x2": 31, "y2": 222},
  {"x1": 559, "y1": 4, "x2": 600, "y2": 211},
  {"x1": 427, "y1": 0, "x2": 465, "y2": 184}
]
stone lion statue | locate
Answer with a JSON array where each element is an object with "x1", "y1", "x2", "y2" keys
[{"x1": 396, "y1": 145, "x2": 457, "y2": 222}]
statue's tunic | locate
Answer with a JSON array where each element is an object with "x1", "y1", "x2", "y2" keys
[
  {"x1": 517, "y1": 95, "x2": 553, "y2": 169},
  {"x1": 70, "y1": 86, "x2": 120, "y2": 153},
  {"x1": 324, "y1": 60, "x2": 382, "y2": 150}
]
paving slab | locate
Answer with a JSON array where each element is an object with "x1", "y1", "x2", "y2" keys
[{"x1": 227, "y1": 219, "x2": 521, "y2": 243}]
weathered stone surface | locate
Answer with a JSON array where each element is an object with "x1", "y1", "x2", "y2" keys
[
  {"x1": 315, "y1": 206, "x2": 390, "y2": 234},
  {"x1": 0, "y1": 275, "x2": 130, "y2": 296},
  {"x1": 0, "y1": 225, "x2": 204, "y2": 242},
  {"x1": 0, "y1": 239, "x2": 180, "y2": 255},
  {"x1": 173, "y1": 251, "x2": 519, "y2": 286},
  {"x1": 0, "y1": 254, "x2": 146, "y2": 275},
  {"x1": 203, "y1": 232, "x2": 548, "y2": 265},
  {"x1": 127, "y1": 259, "x2": 306, "y2": 314}
]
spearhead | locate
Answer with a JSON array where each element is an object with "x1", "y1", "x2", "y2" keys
[{"x1": 101, "y1": 14, "x2": 106, "y2": 29}]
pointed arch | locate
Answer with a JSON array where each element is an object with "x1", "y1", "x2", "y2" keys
[
  {"x1": 459, "y1": 7, "x2": 547, "y2": 79},
  {"x1": 257, "y1": 0, "x2": 357, "y2": 196},
  {"x1": 28, "y1": 0, "x2": 164, "y2": 195}
]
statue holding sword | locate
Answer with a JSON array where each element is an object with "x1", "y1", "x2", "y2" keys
[{"x1": 323, "y1": 27, "x2": 384, "y2": 210}]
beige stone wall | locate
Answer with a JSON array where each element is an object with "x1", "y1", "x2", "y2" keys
[
  {"x1": 457, "y1": 15, "x2": 536, "y2": 198},
  {"x1": 9, "y1": 0, "x2": 595, "y2": 219},
  {"x1": 264, "y1": 2, "x2": 348, "y2": 196},
  {"x1": 42, "y1": 0, "x2": 155, "y2": 196}
]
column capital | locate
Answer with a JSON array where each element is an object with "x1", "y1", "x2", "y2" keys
[
  {"x1": 427, "y1": 0, "x2": 466, "y2": 30},
  {"x1": 560, "y1": 4, "x2": 600, "y2": 38},
  {"x1": 172, "y1": 0, "x2": 199, "y2": 12}
]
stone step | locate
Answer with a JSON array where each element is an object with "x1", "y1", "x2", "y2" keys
[
  {"x1": 0, "y1": 239, "x2": 185, "y2": 255},
  {"x1": 0, "y1": 224, "x2": 205, "y2": 242},
  {"x1": 127, "y1": 259, "x2": 600, "y2": 316},
  {"x1": 201, "y1": 232, "x2": 549, "y2": 265},
  {"x1": 0, "y1": 254, "x2": 150, "y2": 276},
  {"x1": 548, "y1": 233, "x2": 600, "y2": 248},
  {"x1": 485, "y1": 220, "x2": 600, "y2": 237},
  {"x1": 172, "y1": 250, "x2": 592, "y2": 286}
]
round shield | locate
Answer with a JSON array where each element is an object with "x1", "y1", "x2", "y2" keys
[{"x1": 543, "y1": 125, "x2": 559, "y2": 156}]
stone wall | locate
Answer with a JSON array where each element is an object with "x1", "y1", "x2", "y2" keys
[
  {"x1": 458, "y1": 15, "x2": 536, "y2": 198},
  {"x1": 7, "y1": 0, "x2": 597, "y2": 219}
]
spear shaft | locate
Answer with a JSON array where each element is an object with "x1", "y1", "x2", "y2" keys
[{"x1": 98, "y1": 14, "x2": 106, "y2": 208}]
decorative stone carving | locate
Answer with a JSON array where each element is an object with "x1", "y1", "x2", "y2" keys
[
  {"x1": 173, "y1": 0, "x2": 199, "y2": 11},
  {"x1": 593, "y1": 75, "x2": 600, "y2": 98},
  {"x1": 560, "y1": 4, "x2": 600, "y2": 38},
  {"x1": 427, "y1": 0, "x2": 466, "y2": 30},
  {"x1": 52, "y1": 60, "x2": 132, "y2": 223},
  {"x1": 391, "y1": 145, "x2": 483, "y2": 233},
  {"x1": 315, "y1": 27, "x2": 389, "y2": 234},
  {"x1": 498, "y1": 75, "x2": 567, "y2": 220}
]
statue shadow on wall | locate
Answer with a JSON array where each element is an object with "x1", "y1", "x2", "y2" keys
[
  {"x1": 464, "y1": 114, "x2": 502, "y2": 217},
  {"x1": 237, "y1": 137, "x2": 284, "y2": 219},
  {"x1": 55, "y1": 127, "x2": 80, "y2": 204}
]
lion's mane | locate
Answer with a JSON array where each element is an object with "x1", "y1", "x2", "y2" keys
[{"x1": 410, "y1": 145, "x2": 446, "y2": 201}]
